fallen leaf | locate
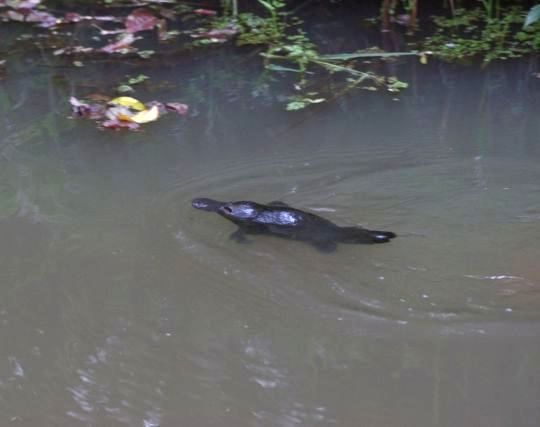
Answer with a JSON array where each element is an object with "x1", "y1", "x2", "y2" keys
[
  {"x1": 165, "y1": 102, "x2": 189, "y2": 115},
  {"x1": 130, "y1": 105, "x2": 159, "y2": 123},
  {"x1": 69, "y1": 96, "x2": 106, "y2": 119},
  {"x1": 63, "y1": 12, "x2": 82, "y2": 23},
  {"x1": 193, "y1": 9, "x2": 217, "y2": 16},
  {"x1": 6, "y1": 0, "x2": 41, "y2": 8},
  {"x1": 26, "y1": 10, "x2": 57, "y2": 27},
  {"x1": 125, "y1": 8, "x2": 159, "y2": 33},
  {"x1": 137, "y1": 50, "x2": 155, "y2": 59},
  {"x1": 101, "y1": 119, "x2": 140, "y2": 130},
  {"x1": 157, "y1": 7, "x2": 176, "y2": 20},
  {"x1": 5, "y1": 9, "x2": 26, "y2": 22},
  {"x1": 101, "y1": 32, "x2": 135, "y2": 53},
  {"x1": 146, "y1": 101, "x2": 166, "y2": 114},
  {"x1": 105, "y1": 105, "x2": 134, "y2": 121},
  {"x1": 69, "y1": 96, "x2": 89, "y2": 112},
  {"x1": 109, "y1": 96, "x2": 145, "y2": 111},
  {"x1": 53, "y1": 45, "x2": 94, "y2": 55}
]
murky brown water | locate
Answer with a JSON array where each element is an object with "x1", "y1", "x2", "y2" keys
[{"x1": 1, "y1": 21, "x2": 540, "y2": 427}]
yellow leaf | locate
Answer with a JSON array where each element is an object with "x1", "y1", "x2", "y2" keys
[
  {"x1": 106, "y1": 105, "x2": 134, "y2": 121},
  {"x1": 420, "y1": 53, "x2": 428, "y2": 64},
  {"x1": 130, "y1": 105, "x2": 159, "y2": 124},
  {"x1": 117, "y1": 113, "x2": 134, "y2": 122},
  {"x1": 109, "y1": 96, "x2": 145, "y2": 111}
]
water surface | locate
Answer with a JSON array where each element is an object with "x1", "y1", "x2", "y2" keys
[{"x1": 1, "y1": 24, "x2": 540, "y2": 427}]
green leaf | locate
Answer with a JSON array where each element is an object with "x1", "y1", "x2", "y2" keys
[
  {"x1": 127, "y1": 74, "x2": 149, "y2": 85},
  {"x1": 524, "y1": 5, "x2": 540, "y2": 29},
  {"x1": 256, "y1": 0, "x2": 275, "y2": 12},
  {"x1": 117, "y1": 84, "x2": 134, "y2": 93},
  {"x1": 137, "y1": 50, "x2": 155, "y2": 59},
  {"x1": 286, "y1": 101, "x2": 307, "y2": 111},
  {"x1": 286, "y1": 97, "x2": 326, "y2": 111}
]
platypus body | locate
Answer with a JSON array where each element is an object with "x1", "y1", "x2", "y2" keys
[{"x1": 192, "y1": 198, "x2": 396, "y2": 252}]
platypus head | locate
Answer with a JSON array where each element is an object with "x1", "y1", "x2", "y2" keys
[
  {"x1": 218, "y1": 201, "x2": 260, "y2": 222},
  {"x1": 192, "y1": 198, "x2": 224, "y2": 212}
]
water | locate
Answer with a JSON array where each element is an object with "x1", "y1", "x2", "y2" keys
[{"x1": 1, "y1": 24, "x2": 540, "y2": 427}]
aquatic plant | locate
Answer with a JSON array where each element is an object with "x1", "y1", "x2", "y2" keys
[
  {"x1": 216, "y1": 0, "x2": 415, "y2": 109},
  {"x1": 423, "y1": 6, "x2": 540, "y2": 64}
]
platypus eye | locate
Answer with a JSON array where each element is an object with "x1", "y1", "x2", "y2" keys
[{"x1": 223, "y1": 206, "x2": 233, "y2": 213}]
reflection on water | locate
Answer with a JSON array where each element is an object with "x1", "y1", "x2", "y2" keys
[{"x1": 1, "y1": 25, "x2": 540, "y2": 427}]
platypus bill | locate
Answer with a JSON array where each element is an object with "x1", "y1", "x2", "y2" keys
[{"x1": 191, "y1": 198, "x2": 396, "y2": 252}]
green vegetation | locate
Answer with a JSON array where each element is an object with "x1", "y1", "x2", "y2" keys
[
  {"x1": 212, "y1": 1, "x2": 540, "y2": 108},
  {"x1": 424, "y1": 6, "x2": 540, "y2": 64},
  {"x1": 210, "y1": 0, "x2": 414, "y2": 110},
  {"x1": 0, "y1": 0, "x2": 538, "y2": 113},
  {"x1": 117, "y1": 74, "x2": 150, "y2": 94}
]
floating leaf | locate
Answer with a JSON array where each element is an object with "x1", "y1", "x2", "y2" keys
[
  {"x1": 117, "y1": 84, "x2": 134, "y2": 93},
  {"x1": 109, "y1": 96, "x2": 145, "y2": 111},
  {"x1": 125, "y1": 8, "x2": 159, "y2": 33},
  {"x1": 286, "y1": 101, "x2": 306, "y2": 111},
  {"x1": 69, "y1": 96, "x2": 106, "y2": 119},
  {"x1": 102, "y1": 119, "x2": 140, "y2": 131},
  {"x1": 147, "y1": 100, "x2": 169, "y2": 112},
  {"x1": 105, "y1": 105, "x2": 134, "y2": 121},
  {"x1": 72, "y1": 93, "x2": 188, "y2": 132},
  {"x1": 127, "y1": 74, "x2": 149, "y2": 85},
  {"x1": 130, "y1": 105, "x2": 159, "y2": 124},
  {"x1": 387, "y1": 77, "x2": 408, "y2": 92},
  {"x1": 286, "y1": 97, "x2": 326, "y2": 111},
  {"x1": 165, "y1": 102, "x2": 189, "y2": 115}
]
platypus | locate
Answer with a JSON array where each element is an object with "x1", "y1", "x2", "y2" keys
[{"x1": 192, "y1": 198, "x2": 396, "y2": 252}]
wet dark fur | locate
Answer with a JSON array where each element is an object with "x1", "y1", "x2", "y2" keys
[{"x1": 192, "y1": 198, "x2": 396, "y2": 252}]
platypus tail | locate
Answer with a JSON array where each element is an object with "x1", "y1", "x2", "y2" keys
[{"x1": 337, "y1": 227, "x2": 397, "y2": 244}]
